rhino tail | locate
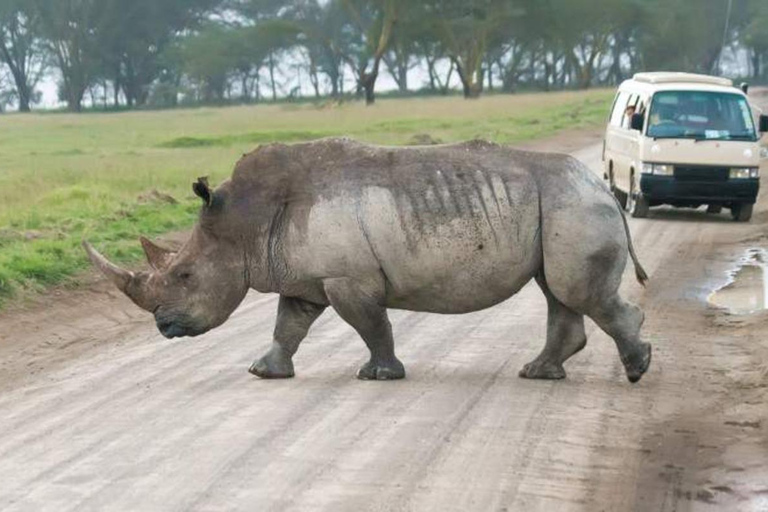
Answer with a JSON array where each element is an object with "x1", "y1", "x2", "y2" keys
[{"x1": 612, "y1": 195, "x2": 649, "y2": 286}]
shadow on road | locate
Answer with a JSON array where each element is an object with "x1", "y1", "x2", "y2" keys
[{"x1": 641, "y1": 206, "x2": 738, "y2": 224}]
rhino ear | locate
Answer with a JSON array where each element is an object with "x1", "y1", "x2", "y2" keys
[
  {"x1": 140, "y1": 236, "x2": 175, "y2": 271},
  {"x1": 193, "y1": 176, "x2": 212, "y2": 207}
]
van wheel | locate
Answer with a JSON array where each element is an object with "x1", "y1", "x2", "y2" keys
[
  {"x1": 627, "y1": 175, "x2": 649, "y2": 218},
  {"x1": 706, "y1": 205, "x2": 722, "y2": 214},
  {"x1": 615, "y1": 189, "x2": 628, "y2": 209},
  {"x1": 731, "y1": 203, "x2": 753, "y2": 222},
  {"x1": 609, "y1": 168, "x2": 628, "y2": 209}
]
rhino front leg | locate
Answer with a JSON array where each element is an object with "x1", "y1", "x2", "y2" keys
[
  {"x1": 249, "y1": 295, "x2": 326, "y2": 379},
  {"x1": 520, "y1": 274, "x2": 588, "y2": 380},
  {"x1": 323, "y1": 277, "x2": 405, "y2": 380}
]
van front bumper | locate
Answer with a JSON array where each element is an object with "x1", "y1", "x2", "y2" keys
[{"x1": 640, "y1": 175, "x2": 759, "y2": 205}]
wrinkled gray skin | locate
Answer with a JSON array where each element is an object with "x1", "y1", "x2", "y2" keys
[{"x1": 84, "y1": 138, "x2": 652, "y2": 383}]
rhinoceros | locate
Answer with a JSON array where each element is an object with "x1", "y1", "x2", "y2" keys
[{"x1": 83, "y1": 138, "x2": 651, "y2": 382}]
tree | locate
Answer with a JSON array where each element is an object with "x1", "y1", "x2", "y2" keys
[
  {"x1": 178, "y1": 24, "x2": 238, "y2": 102},
  {"x1": 0, "y1": 0, "x2": 46, "y2": 112},
  {"x1": 430, "y1": 0, "x2": 520, "y2": 98},
  {"x1": 337, "y1": 0, "x2": 399, "y2": 104},
  {"x1": 289, "y1": 0, "x2": 347, "y2": 98},
  {"x1": 637, "y1": 0, "x2": 733, "y2": 75},
  {"x1": 742, "y1": 0, "x2": 768, "y2": 79},
  {"x1": 257, "y1": 19, "x2": 300, "y2": 101},
  {"x1": 91, "y1": 0, "x2": 217, "y2": 108},
  {"x1": 0, "y1": 66, "x2": 16, "y2": 111},
  {"x1": 381, "y1": 2, "x2": 422, "y2": 93},
  {"x1": 33, "y1": 0, "x2": 100, "y2": 111}
]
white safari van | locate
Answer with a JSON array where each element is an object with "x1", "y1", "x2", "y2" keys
[{"x1": 603, "y1": 72, "x2": 768, "y2": 221}]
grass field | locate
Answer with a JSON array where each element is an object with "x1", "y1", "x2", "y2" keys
[{"x1": 0, "y1": 89, "x2": 613, "y2": 306}]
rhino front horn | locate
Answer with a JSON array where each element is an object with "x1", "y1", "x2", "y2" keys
[{"x1": 82, "y1": 240, "x2": 134, "y2": 292}]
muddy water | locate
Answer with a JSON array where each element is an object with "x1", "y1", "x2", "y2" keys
[{"x1": 709, "y1": 248, "x2": 768, "y2": 314}]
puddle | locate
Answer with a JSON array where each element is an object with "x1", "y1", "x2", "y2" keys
[{"x1": 709, "y1": 249, "x2": 768, "y2": 315}]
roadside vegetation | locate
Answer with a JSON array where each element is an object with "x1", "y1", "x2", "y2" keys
[{"x1": 0, "y1": 89, "x2": 611, "y2": 306}]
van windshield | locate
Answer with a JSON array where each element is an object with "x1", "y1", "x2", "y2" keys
[{"x1": 647, "y1": 91, "x2": 757, "y2": 141}]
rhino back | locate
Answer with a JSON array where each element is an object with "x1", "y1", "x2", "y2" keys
[{"x1": 234, "y1": 139, "x2": 544, "y2": 312}]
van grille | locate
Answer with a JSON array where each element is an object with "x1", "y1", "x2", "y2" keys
[{"x1": 673, "y1": 166, "x2": 730, "y2": 182}]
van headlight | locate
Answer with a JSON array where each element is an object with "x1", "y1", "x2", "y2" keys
[
  {"x1": 729, "y1": 167, "x2": 759, "y2": 179},
  {"x1": 641, "y1": 163, "x2": 674, "y2": 175}
]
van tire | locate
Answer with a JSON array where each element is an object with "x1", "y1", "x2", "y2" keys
[
  {"x1": 627, "y1": 173, "x2": 649, "y2": 218},
  {"x1": 731, "y1": 203, "x2": 753, "y2": 222},
  {"x1": 615, "y1": 189, "x2": 628, "y2": 209},
  {"x1": 706, "y1": 204, "x2": 722, "y2": 214},
  {"x1": 609, "y1": 167, "x2": 628, "y2": 209}
]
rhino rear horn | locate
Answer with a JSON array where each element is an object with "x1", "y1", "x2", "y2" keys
[
  {"x1": 82, "y1": 240, "x2": 134, "y2": 292},
  {"x1": 140, "y1": 236, "x2": 175, "y2": 271}
]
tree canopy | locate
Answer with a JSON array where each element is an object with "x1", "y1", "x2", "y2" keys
[{"x1": 0, "y1": 0, "x2": 765, "y2": 111}]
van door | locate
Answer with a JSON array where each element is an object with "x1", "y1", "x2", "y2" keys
[
  {"x1": 605, "y1": 91, "x2": 632, "y2": 192},
  {"x1": 611, "y1": 93, "x2": 643, "y2": 194}
]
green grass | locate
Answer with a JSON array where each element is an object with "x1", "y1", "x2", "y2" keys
[{"x1": 0, "y1": 89, "x2": 613, "y2": 306}]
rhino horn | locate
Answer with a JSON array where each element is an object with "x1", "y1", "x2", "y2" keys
[
  {"x1": 140, "y1": 236, "x2": 175, "y2": 271},
  {"x1": 82, "y1": 241, "x2": 155, "y2": 311}
]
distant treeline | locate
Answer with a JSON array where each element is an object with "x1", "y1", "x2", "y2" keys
[{"x1": 1, "y1": 0, "x2": 767, "y2": 112}]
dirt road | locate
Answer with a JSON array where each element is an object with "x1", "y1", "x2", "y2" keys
[{"x1": 1, "y1": 129, "x2": 767, "y2": 511}]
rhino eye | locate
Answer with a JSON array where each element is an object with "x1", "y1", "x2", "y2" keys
[{"x1": 178, "y1": 271, "x2": 193, "y2": 280}]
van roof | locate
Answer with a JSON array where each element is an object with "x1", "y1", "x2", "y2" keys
[
  {"x1": 632, "y1": 72, "x2": 733, "y2": 87},
  {"x1": 619, "y1": 72, "x2": 744, "y2": 97}
]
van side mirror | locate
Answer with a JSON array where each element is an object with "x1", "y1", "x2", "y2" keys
[
  {"x1": 630, "y1": 112, "x2": 644, "y2": 131},
  {"x1": 740, "y1": 82, "x2": 750, "y2": 94},
  {"x1": 759, "y1": 114, "x2": 768, "y2": 133}
]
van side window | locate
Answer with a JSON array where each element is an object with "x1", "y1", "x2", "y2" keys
[
  {"x1": 621, "y1": 94, "x2": 639, "y2": 129},
  {"x1": 609, "y1": 92, "x2": 630, "y2": 127}
]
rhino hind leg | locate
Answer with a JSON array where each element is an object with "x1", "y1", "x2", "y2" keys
[
  {"x1": 323, "y1": 277, "x2": 405, "y2": 380},
  {"x1": 519, "y1": 274, "x2": 587, "y2": 380},
  {"x1": 538, "y1": 187, "x2": 651, "y2": 383},
  {"x1": 250, "y1": 296, "x2": 326, "y2": 379},
  {"x1": 547, "y1": 269, "x2": 651, "y2": 383},
  {"x1": 586, "y1": 296, "x2": 651, "y2": 383}
]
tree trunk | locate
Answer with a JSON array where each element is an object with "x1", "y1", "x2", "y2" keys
[
  {"x1": 396, "y1": 63, "x2": 408, "y2": 92},
  {"x1": 486, "y1": 61, "x2": 493, "y2": 92},
  {"x1": 362, "y1": 71, "x2": 377, "y2": 105},
  {"x1": 241, "y1": 73, "x2": 249, "y2": 101},
  {"x1": 308, "y1": 61, "x2": 320, "y2": 98},
  {"x1": 113, "y1": 68, "x2": 121, "y2": 107},
  {"x1": 440, "y1": 61, "x2": 454, "y2": 95},
  {"x1": 426, "y1": 56, "x2": 437, "y2": 92},
  {"x1": 454, "y1": 59, "x2": 481, "y2": 99},
  {"x1": 751, "y1": 50, "x2": 761, "y2": 79},
  {"x1": 544, "y1": 56, "x2": 553, "y2": 92},
  {"x1": 330, "y1": 74, "x2": 339, "y2": 98},
  {"x1": 67, "y1": 88, "x2": 83, "y2": 112},
  {"x1": 16, "y1": 84, "x2": 31, "y2": 112},
  {"x1": 0, "y1": 49, "x2": 31, "y2": 112}
]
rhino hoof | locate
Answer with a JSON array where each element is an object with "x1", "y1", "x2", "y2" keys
[
  {"x1": 518, "y1": 360, "x2": 566, "y2": 380},
  {"x1": 356, "y1": 359, "x2": 406, "y2": 380},
  {"x1": 624, "y1": 342, "x2": 652, "y2": 384},
  {"x1": 249, "y1": 355, "x2": 295, "y2": 379}
]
